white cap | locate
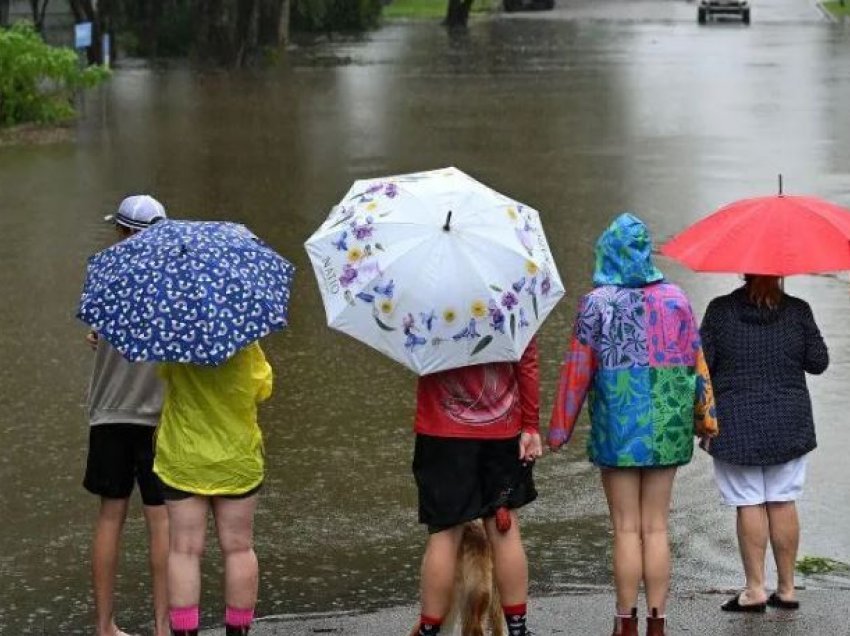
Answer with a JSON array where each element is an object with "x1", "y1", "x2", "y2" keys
[{"x1": 105, "y1": 195, "x2": 167, "y2": 230}]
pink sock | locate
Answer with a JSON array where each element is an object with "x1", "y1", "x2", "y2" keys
[
  {"x1": 225, "y1": 606, "x2": 255, "y2": 628},
  {"x1": 170, "y1": 606, "x2": 200, "y2": 631}
]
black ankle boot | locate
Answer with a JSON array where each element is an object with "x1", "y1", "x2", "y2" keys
[{"x1": 225, "y1": 625, "x2": 250, "y2": 636}]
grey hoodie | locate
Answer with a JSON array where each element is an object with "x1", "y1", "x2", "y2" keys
[{"x1": 87, "y1": 340, "x2": 164, "y2": 426}]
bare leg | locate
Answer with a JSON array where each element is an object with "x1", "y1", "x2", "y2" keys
[
  {"x1": 166, "y1": 497, "x2": 209, "y2": 608},
  {"x1": 143, "y1": 504, "x2": 170, "y2": 636},
  {"x1": 483, "y1": 511, "x2": 528, "y2": 606},
  {"x1": 640, "y1": 468, "x2": 677, "y2": 614},
  {"x1": 766, "y1": 501, "x2": 800, "y2": 601},
  {"x1": 420, "y1": 525, "x2": 465, "y2": 619},
  {"x1": 736, "y1": 505, "x2": 769, "y2": 605},
  {"x1": 601, "y1": 469, "x2": 642, "y2": 614},
  {"x1": 92, "y1": 497, "x2": 131, "y2": 636},
  {"x1": 212, "y1": 495, "x2": 260, "y2": 610}
]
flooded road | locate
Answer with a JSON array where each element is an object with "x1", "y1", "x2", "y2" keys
[
  {"x1": 2, "y1": 3, "x2": 850, "y2": 633},
  {"x1": 521, "y1": 0, "x2": 826, "y2": 24}
]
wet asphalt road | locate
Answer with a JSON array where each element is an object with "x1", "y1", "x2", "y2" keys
[
  {"x1": 201, "y1": 590, "x2": 850, "y2": 635},
  {"x1": 505, "y1": 0, "x2": 827, "y2": 24}
]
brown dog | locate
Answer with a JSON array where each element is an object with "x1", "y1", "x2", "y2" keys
[{"x1": 411, "y1": 520, "x2": 505, "y2": 636}]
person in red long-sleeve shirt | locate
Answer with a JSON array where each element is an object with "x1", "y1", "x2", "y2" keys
[{"x1": 411, "y1": 337, "x2": 542, "y2": 636}]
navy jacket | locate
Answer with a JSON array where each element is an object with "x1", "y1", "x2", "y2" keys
[{"x1": 700, "y1": 288, "x2": 828, "y2": 466}]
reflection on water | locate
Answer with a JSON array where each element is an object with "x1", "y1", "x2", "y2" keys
[{"x1": 1, "y1": 15, "x2": 850, "y2": 634}]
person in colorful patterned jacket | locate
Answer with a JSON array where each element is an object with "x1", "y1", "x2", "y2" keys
[
  {"x1": 412, "y1": 338, "x2": 542, "y2": 636},
  {"x1": 548, "y1": 213, "x2": 718, "y2": 636}
]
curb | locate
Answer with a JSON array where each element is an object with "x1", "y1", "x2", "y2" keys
[{"x1": 814, "y1": 0, "x2": 839, "y2": 22}]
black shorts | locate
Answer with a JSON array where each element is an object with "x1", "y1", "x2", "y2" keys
[
  {"x1": 412, "y1": 434, "x2": 537, "y2": 533},
  {"x1": 158, "y1": 479, "x2": 263, "y2": 501},
  {"x1": 83, "y1": 424, "x2": 164, "y2": 506}
]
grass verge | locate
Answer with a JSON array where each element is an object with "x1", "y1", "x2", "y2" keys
[
  {"x1": 822, "y1": 1, "x2": 850, "y2": 18},
  {"x1": 383, "y1": 0, "x2": 494, "y2": 19},
  {"x1": 796, "y1": 556, "x2": 850, "y2": 576}
]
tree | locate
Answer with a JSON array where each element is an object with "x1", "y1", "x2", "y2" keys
[
  {"x1": 190, "y1": 0, "x2": 289, "y2": 66},
  {"x1": 111, "y1": 0, "x2": 195, "y2": 58},
  {"x1": 28, "y1": 0, "x2": 50, "y2": 33},
  {"x1": 68, "y1": 0, "x2": 113, "y2": 64},
  {"x1": 66, "y1": 0, "x2": 382, "y2": 67},
  {"x1": 291, "y1": 0, "x2": 382, "y2": 32},
  {"x1": 259, "y1": 0, "x2": 289, "y2": 49},
  {"x1": 444, "y1": 0, "x2": 475, "y2": 28}
]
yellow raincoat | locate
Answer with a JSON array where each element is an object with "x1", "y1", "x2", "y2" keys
[{"x1": 154, "y1": 342, "x2": 273, "y2": 496}]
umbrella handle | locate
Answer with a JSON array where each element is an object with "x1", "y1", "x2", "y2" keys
[
  {"x1": 443, "y1": 211, "x2": 453, "y2": 232},
  {"x1": 493, "y1": 460, "x2": 534, "y2": 533}
]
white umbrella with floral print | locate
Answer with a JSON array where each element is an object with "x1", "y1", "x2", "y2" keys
[{"x1": 304, "y1": 167, "x2": 565, "y2": 375}]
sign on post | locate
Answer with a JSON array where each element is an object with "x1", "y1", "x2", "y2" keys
[
  {"x1": 102, "y1": 34, "x2": 111, "y2": 67},
  {"x1": 74, "y1": 22, "x2": 93, "y2": 49}
]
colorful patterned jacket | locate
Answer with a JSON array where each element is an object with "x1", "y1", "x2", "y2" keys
[{"x1": 548, "y1": 214, "x2": 718, "y2": 467}]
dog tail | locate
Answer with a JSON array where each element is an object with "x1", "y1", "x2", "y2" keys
[{"x1": 454, "y1": 522, "x2": 503, "y2": 636}]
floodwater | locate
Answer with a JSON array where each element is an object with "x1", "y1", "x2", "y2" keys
[{"x1": 2, "y1": 2, "x2": 850, "y2": 633}]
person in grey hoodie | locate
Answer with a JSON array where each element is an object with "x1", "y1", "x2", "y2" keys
[{"x1": 82, "y1": 195, "x2": 169, "y2": 636}]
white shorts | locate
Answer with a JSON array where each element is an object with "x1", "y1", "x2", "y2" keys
[{"x1": 713, "y1": 456, "x2": 808, "y2": 507}]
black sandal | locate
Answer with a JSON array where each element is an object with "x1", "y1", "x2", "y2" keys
[
  {"x1": 721, "y1": 593, "x2": 767, "y2": 613},
  {"x1": 767, "y1": 592, "x2": 800, "y2": 610}
]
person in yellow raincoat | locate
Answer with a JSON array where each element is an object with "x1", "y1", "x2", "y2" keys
[{"x1": 153, "y1": 341, "x2": 272, "y2": 636}]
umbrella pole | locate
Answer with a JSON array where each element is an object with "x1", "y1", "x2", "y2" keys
[
  {"x1": 443, "y1": 210, "x2": 453, "y2": 232},
  {"x1": 778, "y1": 174, "x2": 784, "y2": 197}
]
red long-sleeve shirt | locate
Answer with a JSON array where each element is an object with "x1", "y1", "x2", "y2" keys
[{"x1": 414, "y1": 338, "x2": 540, "y2": 439}]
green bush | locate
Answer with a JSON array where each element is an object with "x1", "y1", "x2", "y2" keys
[
  {"x1": 291, "y1": 0, "x2": 383, "y2": 32},
  {"x1": 0, "y1": 23, "x2": 110, "y2": 127}
]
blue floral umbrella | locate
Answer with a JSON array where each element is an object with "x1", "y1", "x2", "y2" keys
[{"x1": 78, "y1": 220, "x2": 295, "y2": 365}]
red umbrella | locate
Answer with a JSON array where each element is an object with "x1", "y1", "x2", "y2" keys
[{"x1": 661, "y1": 186, "x2": 850, "y2": 275}]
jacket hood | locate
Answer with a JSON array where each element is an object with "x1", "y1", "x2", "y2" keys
[{"x1": 593, "y1": 213, "x2": 664, "y2": 287}]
